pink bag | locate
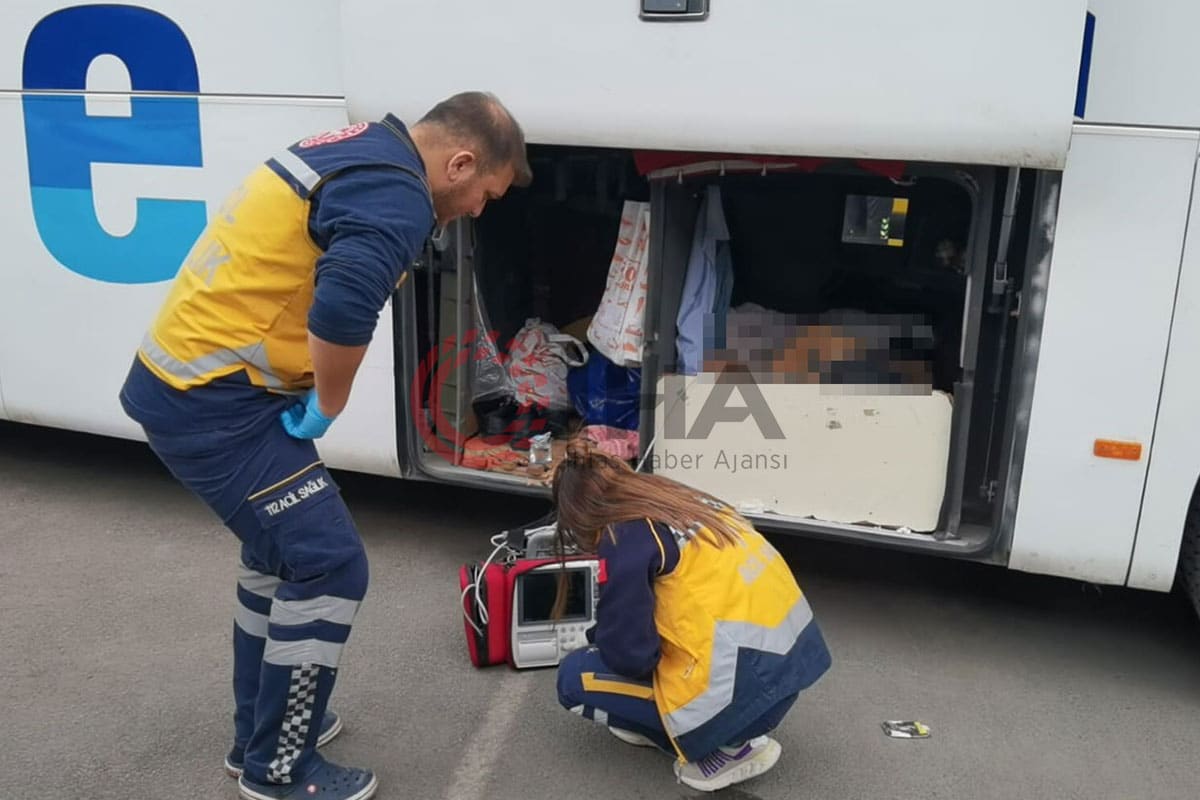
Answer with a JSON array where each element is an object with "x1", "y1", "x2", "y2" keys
[{"x1": 582, "y1": 424, "x2": 640, "y2": 460}]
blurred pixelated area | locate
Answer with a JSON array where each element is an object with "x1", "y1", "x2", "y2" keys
[{"x1": 701, "y1": 306, "x2": 936, "y2": 393}]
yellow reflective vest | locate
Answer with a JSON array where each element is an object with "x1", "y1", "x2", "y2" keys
[
  {"x1": 138, "y1": 116, "x2": 430, "y2": 394},
  {"x1": 645, "y1": 519, "x2": 832, "y2": 762}
]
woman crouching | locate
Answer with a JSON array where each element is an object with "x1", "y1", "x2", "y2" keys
[{"x1": 551, "y1": 440, "x2": 832, "y2": 792}]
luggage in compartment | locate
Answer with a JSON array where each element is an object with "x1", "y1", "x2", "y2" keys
[
  {"x1": 431, "y1": 147, "x2": 977, "y2": 532},
  {"x1": 444, "y1": 149, "x2": 653, "y2": 482},
  {"x1": 650, "y1": 164, "x2": 970, "y2": 532}
]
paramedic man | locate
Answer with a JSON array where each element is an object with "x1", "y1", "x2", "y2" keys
[{"x1": 118, "y1": 92, "x2": 532, "y2": 800}]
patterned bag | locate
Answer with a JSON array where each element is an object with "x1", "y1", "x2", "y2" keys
[
  {"x1": 587, "y1": 200, "x2": 651, "y2": 367},
  {"x1": 508, "y1": 318, "x2": 588, "y2": 413}
]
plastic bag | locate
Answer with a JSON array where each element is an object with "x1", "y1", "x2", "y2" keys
[
  {"x1": 587, "y1": 200, "x2": 651, "y2": 367},
  {"x1": 567, "y1": 349, "x2": 642, "y2": 431},
  {"x1": 508, "y1": 318, "x2": 588, "y2": 413},
  {"x1": 468, "y1": 271, "x2": 517, "y2": 407}
]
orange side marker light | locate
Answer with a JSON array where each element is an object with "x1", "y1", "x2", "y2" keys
[{"x1": 1093, "y1": 439, "x2": 1142, "y2": 461}]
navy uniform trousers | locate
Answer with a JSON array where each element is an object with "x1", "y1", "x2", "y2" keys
[
  {"x1": 557, "y1": 647, "x2": 798, "y2": 757},
  {"x1": 138, "y1": 393, "x2": 367, "y2": 787}
]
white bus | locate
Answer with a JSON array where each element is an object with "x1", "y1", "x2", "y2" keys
[{"x1": 4, "y1": 1, "x2": 1199, "y2": 619}]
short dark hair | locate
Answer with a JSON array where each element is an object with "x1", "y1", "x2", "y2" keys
[{"x1": 419, "y1": 91, "x2": 532, "y2": 187}]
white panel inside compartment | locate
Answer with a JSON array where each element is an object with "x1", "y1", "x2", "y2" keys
[{"x1": 652, "y1": 374, "x2": 953, "y2": 532}]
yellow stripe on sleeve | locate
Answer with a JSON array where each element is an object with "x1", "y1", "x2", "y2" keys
[{"x1": 645, "y1": 519, "x2": 667, "y2": 575}]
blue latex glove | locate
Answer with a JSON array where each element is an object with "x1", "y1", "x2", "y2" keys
[{"x1": 280, "y1": 388, "x2": 337, "y2": 439}]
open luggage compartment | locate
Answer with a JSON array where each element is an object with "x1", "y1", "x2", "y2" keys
[
  {"x1": 413, "y1": 145, "x2": 1027, "y2": 544},
  {"x1": 412, "y1": 146, "x2": 651, "y2": 488},
  {"x1": 647, "y1": 162, "x2": 980, "y2": 533}
]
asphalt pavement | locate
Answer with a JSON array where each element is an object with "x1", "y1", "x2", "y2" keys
[{"x1": 2, "y1": 421, "x2": 1199, "y2": 800}]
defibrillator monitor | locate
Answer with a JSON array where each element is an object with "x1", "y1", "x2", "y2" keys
[
  {"x1": 510, "y1": 560, "x2": 599, "y2": 669},
  {"x1": 517, "y1": 569, "x2": 587, "y2": 623}
]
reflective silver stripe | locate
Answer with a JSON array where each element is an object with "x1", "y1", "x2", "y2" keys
[
  {"x1": 238, "y1": 566, "x2": 281, "y2": 599},
  {"x1": 140, "y1": 333, "x2": 287, "y2": 389},
  {"x1": 263, "y1": 638, "x2": 344, "y2": 668},
  {"x1": 663, "y1": 596, "x2": 815, "y2": 738},
  {"x1": 270, "y1": 595, "x2": 360, "y2": 627},
  {"x1": 593, "y1": 710, "x2": 609, "y2": 726},
  {"x1": 272, "y1": 148, "x2": 320, "y2": 194},
  {"x1": 235, "y1": 605, "x2": 270, "y2": 639}
]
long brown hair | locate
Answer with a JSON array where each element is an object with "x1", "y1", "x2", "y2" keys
[{"x1": 549, "y1": 437, "x2": 750, "y2": 617}]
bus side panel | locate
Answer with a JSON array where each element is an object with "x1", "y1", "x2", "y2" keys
[
  {"x1": 1128, "y1": 153, "x2": 1200, "y2": 591},
  {"x1": 0, "y1": 95, "x2": 348, "y2": 437},
  {"x1": 0, "y1": 1, "x2": 343, "y2": 98},
  {"x1": 0, "y1": 1, "x2": 403, "y2": 477},
  {"x1": 316, "y1": 304, "x2": 403, "y2": 478},
  {"x1": 342, "y1": 0, "x2": 1088, "y2": 168},
  {"x1": 1083, "y1": 0, "x2": 1200, "y2": 130},
  {"x1": 1008, "y1": 126, "x2": 1198, "y2": 585},
  {"x1": 0, "y1": 362, "x2": 8, "y2": 421}
]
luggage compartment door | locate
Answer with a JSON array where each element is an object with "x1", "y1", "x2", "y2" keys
[{"x1": 343, "y1": 0, "x2": 1089, "y2": 168}]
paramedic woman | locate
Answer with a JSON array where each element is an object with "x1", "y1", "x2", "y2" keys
[
  {"x1": 119, "y1": 92, "x2": 531, "y2": 800},
  {"x1": 551, "y1": 439, "x2": 832, "y2": 793}
]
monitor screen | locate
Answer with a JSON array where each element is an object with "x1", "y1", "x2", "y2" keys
[
  {"x1": 842, "y1": 194, "x2": 908, "y2": 248},
  {"x1": 519, "y1": 568, "x2": 588, "y2": 624}
]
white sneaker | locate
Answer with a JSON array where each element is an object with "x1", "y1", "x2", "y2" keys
[
  {"x1": 673, "y1": 736, "x2": 781, "y2": 792},
  {"x1": 608, "y1": 726, "x2": 658, "y2": 748}
]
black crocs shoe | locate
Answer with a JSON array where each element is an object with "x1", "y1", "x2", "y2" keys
[
  {"x1": 237, "y1": 757, "x2": 377, "y2": 800},
  {"x1": 224, "y1": 711, "x2": 345, "y2": 778}
]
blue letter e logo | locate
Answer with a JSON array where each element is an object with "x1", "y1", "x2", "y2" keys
[{"x1": 22, "y1": 5, "x2": 206, "y2": 284}]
